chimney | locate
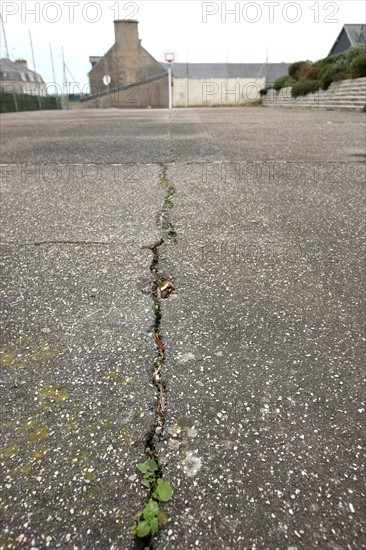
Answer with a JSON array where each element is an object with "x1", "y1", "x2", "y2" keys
[
  {"x1": 114, "y1": 20, "x2": 139, "y2": 51},
  {"x1": 15, "y1": 59, "x2": 28, "y2": 68}
]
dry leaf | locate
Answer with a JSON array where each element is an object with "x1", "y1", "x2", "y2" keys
[
  {"x1": 160, "y1": 280, "x2": 173, "y2": 291},
  {"x1": 155, "y1": 331, "x2": 164, "y2": 351}
]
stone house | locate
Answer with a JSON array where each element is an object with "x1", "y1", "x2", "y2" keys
[
  {"x1": 86, "y1": 20, "x2": 168, "y2": 108},
  {"x1": 0, "y1": 58, "x2": 47, "y2": 96}
]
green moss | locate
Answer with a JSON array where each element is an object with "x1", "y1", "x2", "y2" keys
[
  {"x1": 12, "y1": 361, "x2": 27, "y2": 369},
  {"x1": 40, "y1": 386, "x2": 69, "y2": 402},
  {"x1": 0, "y1": 443, "x2": 19, "y2": 460},
  {"x1": 31, "y1": 349, "x2": 58, "y2": 361},
  {"x1": 24, "y1": 419, "x2": 41, "y2": 430},
  {"x1": 0, "y1": 344, "x2": 13, "y2": 353},
  {"x1": 105, "y1": 370, "x2": 126, "y2": 383},
  {"x1": 31, "y1": 448, "x2": 49, "y2": 460},
  {"x1": 0, "y1": 345, "x2": 59, "y2": 370},
  {"x1": 84, "y1": 426, "x2": 99, "y2": 437},
  {"x1": 105, "y1": 371, "x2": 138, "y2": 385},
  {"x1": 0, "y1": 535, "x2": 16, "y2": 547},
  {"x1": 69, "y1": 450, "x2": 87, "y2": 464},
  {"x1": 0, "y1": 352, "x2": 17, "y2": 367},
  {"x1": 65, "y1": 419, "x2": 79, "y2": 432},
  {"x1": 29, "y1": 426, "x2": 49, "y2": 444},
  {"x1": 14, "y1": 464, "x2": 32, "y2": 476},
  {"x1": 3, "y1": 288, "x2": 22, "y2": 296},
  {"x1": 120, "y1": 424, "x2": 132, "y2": 445},
  {"x1": 83, "y1": 485, "x2": 102, "y2": 502},
  {"x1": 101, "y1": 417, "x2": 116, "y2": 430}
]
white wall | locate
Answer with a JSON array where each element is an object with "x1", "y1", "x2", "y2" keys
[{"x1": 173, "y1": 77, "x2": 265, "y2": 107}]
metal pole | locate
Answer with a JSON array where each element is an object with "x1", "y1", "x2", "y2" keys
[
  {"x1": 168, "y1": 65, "x2": 172, "y2": 109},
  {"x1": 49, "y1": 42, "x2": 56, "y2": 82},
  {"x1": 29, "y1": 29, "x2": 37, "y2": 72},
  {"x1": 61, "y1": 46, "x2": 68, "y2": 109},
  {"x1": 49, "y1": 42, "x2": 60, "y2": 107},
  {"x1": 0, "y1": 14, "x2": 10, "y2": 58},
  {"x1": 29, "y1": 29, "x2": 42, "y2": 109}
]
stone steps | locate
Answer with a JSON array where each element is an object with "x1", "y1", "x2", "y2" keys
[{"x1": 262, "y1": 77, "x2": 366, "y2": 112}]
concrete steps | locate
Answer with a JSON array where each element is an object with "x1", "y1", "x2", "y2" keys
[{"x1": 262, "y1": 77, "x2": 366, "y2": 111}]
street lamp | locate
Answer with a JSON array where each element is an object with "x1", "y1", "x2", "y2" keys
[{"x1": 165, "y1": 52, "x2": 174, "y2": 109}]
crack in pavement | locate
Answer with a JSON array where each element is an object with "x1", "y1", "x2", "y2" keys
[
  {"x1": 136, "y1": 162, "x2": 177, "y2": 549},
  {"x1": 144, "y1": 237, "x2": 167, "y2": 460}
]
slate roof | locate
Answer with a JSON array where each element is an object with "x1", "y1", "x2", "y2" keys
[
  {"x1": 160, "y1": 62, "x2": 290, "y2": 85},
  {"x1": 0, "y1": 58, "x2": 45, "y2": 83},
  {"x1": 329, "y1": 24, "x2": 366, "y2": 55},
  {"x1": 344, "y1": 24, "x2": 366, "y2": 46}
]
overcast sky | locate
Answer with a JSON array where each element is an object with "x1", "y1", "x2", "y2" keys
[{"x1": 1, "y1": 1, "x2": 365, "y2": 90}]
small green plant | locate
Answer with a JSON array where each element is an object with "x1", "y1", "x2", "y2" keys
[
  {"x1": 137, "y1": 458, "x2": 159, "y2": 488},
  {"x1": 132, "y1": 498, "x2": 168, "y2": 537},
  {"x1": 132, "y1": 459, "x2": 173, "y2": 539},
  {"x1": 152, "y1": 478, "x2": 173, "y2": 502}
]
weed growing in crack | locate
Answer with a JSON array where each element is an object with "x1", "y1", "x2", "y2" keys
[
  {"x1": 133, "y1": 166, "x2": 177, "y2": 544},
  {"x1": 132, "y1": 459, "x2": 173, "y2": 538}
]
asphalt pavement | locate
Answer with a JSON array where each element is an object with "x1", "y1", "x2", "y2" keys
[{"x1": 0, "y1": 107, "x2": 365, "y2": 550}]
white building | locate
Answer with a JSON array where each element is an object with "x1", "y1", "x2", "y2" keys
[{"x1": 162, "y1": 63, "x2": 290, "y2": 107}]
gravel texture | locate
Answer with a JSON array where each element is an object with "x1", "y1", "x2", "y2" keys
[{"x1": 1, "y1": 107, "x2": 365, "y2": 550}]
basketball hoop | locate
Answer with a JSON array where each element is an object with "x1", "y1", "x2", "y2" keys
[{"x1": 165, "y1": 53, "x2": 175, "y2": 64}]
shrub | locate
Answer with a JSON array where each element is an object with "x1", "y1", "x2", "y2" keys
[
  {"x1": 259, "y1": 87, "x2": 269, "y2": 96},
  {"x1": 314, "y1": 56, "x2": 336, "y2": 69},
  {"x1": 273, "y1": 76, "x2": 296, "y2": 91},
  {"x1": 285, "y1": 46, "x2": 366, "y2": 94},
  {"x1": 273, "y1": 75, "x2": 289, "y2": 90},
  {"x1": 306, "y1": 66, "x2": 321, "y2": 80},
  {"x1": 349, "y1": 53, "x2": 366, "y2": 79},
  {"x1": 291, "y1": 79, "x2": 320, "y2": 98},
  {"x1": 319, "y1": 65, "x2": 337, "y2": 90},
  {"x1": 288, "y1": 61, "x2": 312, "y2": 80},
  {"x1": 344, "y1": 45, "x2": 366, "y2": 65},
  {"x1": 331, "y1": 71, "x2": 346, "y2": 82}
]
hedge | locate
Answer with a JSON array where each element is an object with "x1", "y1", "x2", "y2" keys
[
  {"x1": 0, "y1": 91, "x2": 61, "y2": 113},
  {"x1": 349, "y1": 53, "x2": 366, "y2": 79},
  {"x1": 291, "y1": 80, "x2": 320, "y2": 98}
]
